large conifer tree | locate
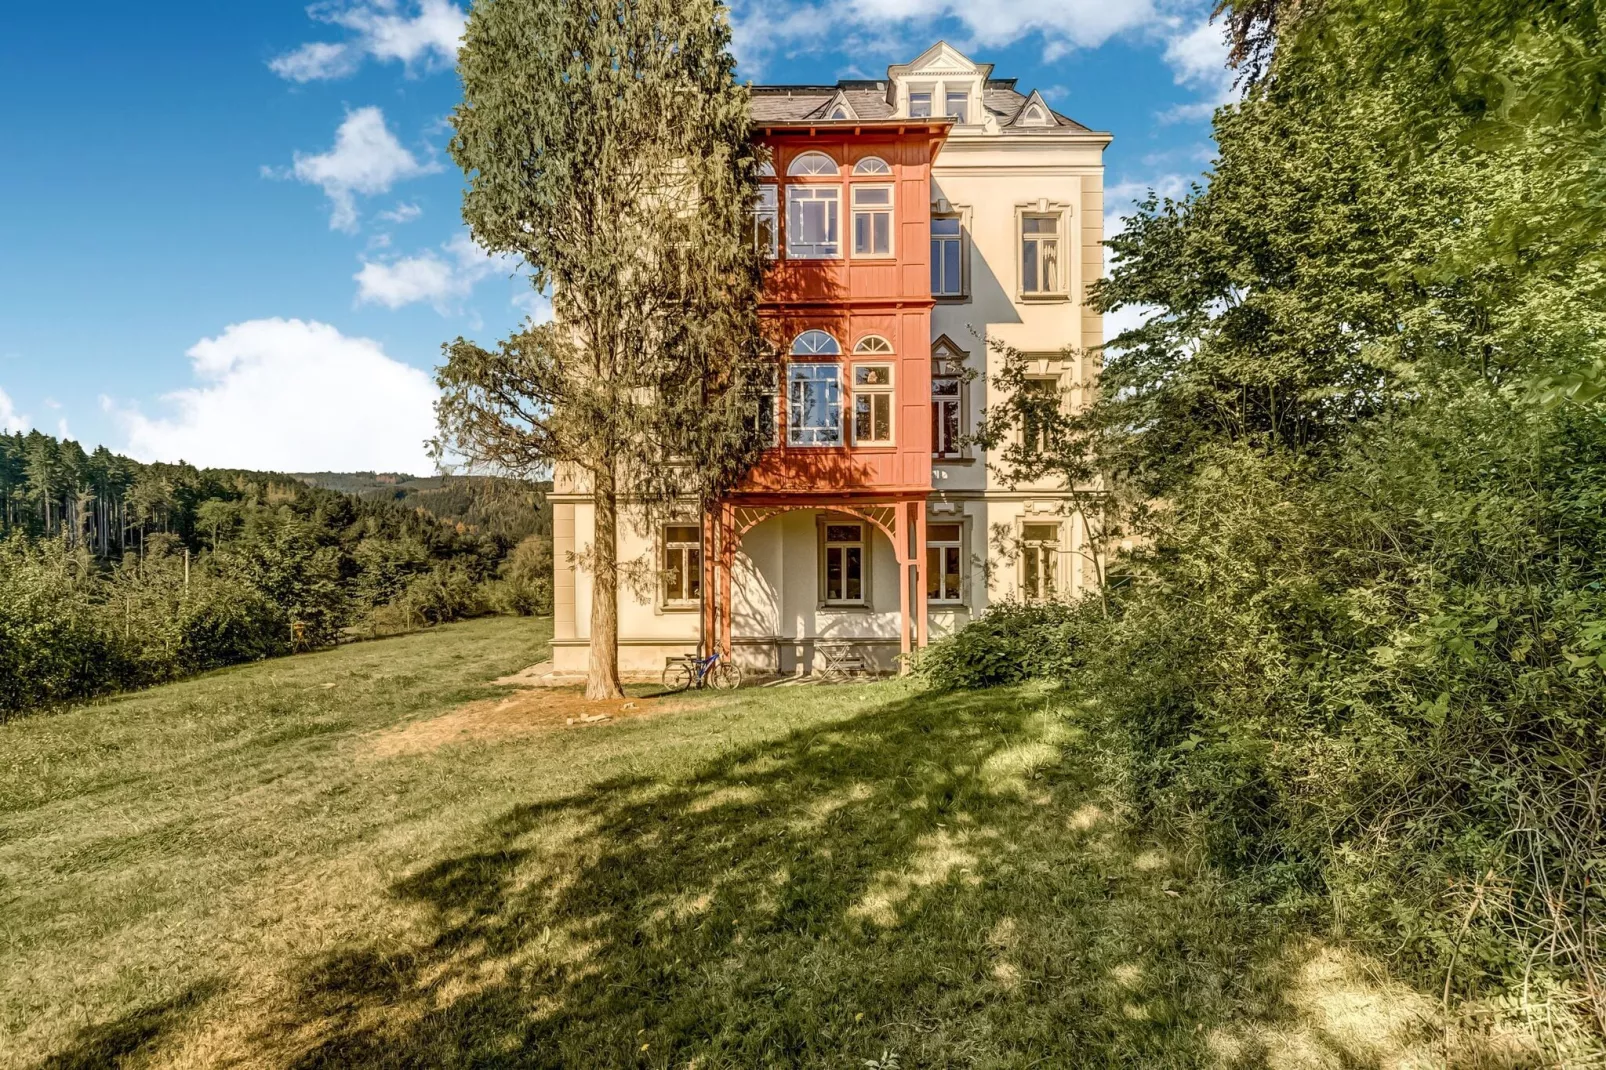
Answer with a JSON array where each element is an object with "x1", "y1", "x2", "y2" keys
[{"x1": 437, "y1": 0, "x2": 766, "y2": 699}]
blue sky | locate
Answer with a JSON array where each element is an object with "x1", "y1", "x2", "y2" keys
[{"x1": 0, "y1": 0, "x2": 1223, "y2": 475}]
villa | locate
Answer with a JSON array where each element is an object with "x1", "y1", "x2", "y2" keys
[{"x1": 550, "y1": 42, "x2": 1111, "y2": 676}]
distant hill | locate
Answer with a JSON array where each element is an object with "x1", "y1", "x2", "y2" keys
[{"x1": 291, "y1": 472, "x2": 552, "y2": 544}]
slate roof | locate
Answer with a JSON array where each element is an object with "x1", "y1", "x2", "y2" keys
[{"x1": 750, "y1": 79, "x2": 1090, "y2": 133}]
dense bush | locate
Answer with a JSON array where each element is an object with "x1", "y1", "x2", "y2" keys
[{"x1": 915, "y1": 599, "x2": 1094, "y2": 691}]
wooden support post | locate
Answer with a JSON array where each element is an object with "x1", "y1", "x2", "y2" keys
[
  {"x1": 720, "y1": 502, "x2": 735, "y2": 658},
  {"x1": 915, "y1": 504, "x2": 929, "y2": 649},
  {"x1": 896, "y1": 503, "x2": 911, "y2": 667}
]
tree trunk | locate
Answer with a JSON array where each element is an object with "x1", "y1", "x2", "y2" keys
[{"x1": 585, "y1": 459, "x2": 626, "y2": 701}]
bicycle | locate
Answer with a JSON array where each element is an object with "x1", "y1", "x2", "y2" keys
[{"x1": 662, "y1": 650, "x2": 743, "y2": 693}]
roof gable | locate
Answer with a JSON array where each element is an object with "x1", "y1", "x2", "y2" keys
[
  {"x1": 890, "y1": 40, "x2": 994, "y2": 81},
  {"x1": 1012, "y1": 89, "x2": 1055, "y2": 128}
]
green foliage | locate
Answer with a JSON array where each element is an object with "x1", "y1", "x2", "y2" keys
[
  {"x1": 491, "y1": 534, "x2": 555, "y2": 617},
  {"x1": 915, "y1": 600, "x2": 1094, "y2": 692},
  {"x1": 442, "y1": 0, "x2": 767, "y2": 698},
  {"x1": 974, "y1": 0, "x2": 1606, "y2": 1038},
  {"x1": 0, "y1": 431, "x2": 551, "y2": 718}
]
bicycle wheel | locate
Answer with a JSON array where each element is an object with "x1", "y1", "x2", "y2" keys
[
  {"x1": 708, "y1": 661, "x2": 743, "y2": 691},
  {"x1": 662, "y1": 661, "x2": 695, "y2": 693}
]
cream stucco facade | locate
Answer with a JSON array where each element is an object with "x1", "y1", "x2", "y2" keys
[{"x1": 551, "y1": 43, "x2": 1109, "y2": 676}]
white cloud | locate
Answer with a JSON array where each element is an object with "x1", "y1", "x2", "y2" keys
[
  {"x1": 114, "y1": 319, "x2": 438, "y2": 474},
  {"x1": 285, "y1": 107, "x2": 437, "y2": 231},
  {"x1": 0, "y1": 387, "x2": 29, "y2": 434},
  {"x1": 1157, "y1": 16, "x2": 1234, "y2": 122},
  {"x1": 378, "y1": 201, "x2": 422, "y2": 224},
  {"x1": 730, "y1": 0, "x2": 1164, "y2": 73},
  {"x1": 268, "y1": 41, "x2": 359, "y2": 82},
  {"x1": 270, "y1": 0, "x2": 466, "y2": 82},
  {"x1": 512, "y1": 288, "x2": 553, "y2": 324},
  {"x1": 355, "y1": 233, "x2": 520, "y2": 312}
]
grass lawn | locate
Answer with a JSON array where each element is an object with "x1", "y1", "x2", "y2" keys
[{"x1": 1, "y1": 617, "x2": 1541, "y2": 1068}]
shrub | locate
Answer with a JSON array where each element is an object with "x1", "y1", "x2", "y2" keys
[{"x1": 915, "y1": 598, "x2": 1095, "y2": 691}]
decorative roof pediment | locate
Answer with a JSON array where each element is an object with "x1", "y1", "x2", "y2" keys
[
  {"x1": 889, "y1": 41, "x2": 993, "y2": 81},
  {"x1": 931, "y1": 334, "x2": 970, "y2": 360},
  {"x1": 1012, "y1": 88, "x2": 1056, "y2": 128},
  {"x1": 811, "y1": 89, "x2": 860, "y2": 122}
]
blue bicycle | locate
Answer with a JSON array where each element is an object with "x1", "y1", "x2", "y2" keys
[{"x1": 662, "y1": 650, "x2": 743, "y2": 692}]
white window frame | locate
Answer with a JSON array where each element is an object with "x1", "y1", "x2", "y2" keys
[
  {"x1": 792, "y1": 330, "x2": 841, "y2": 356},
  {"x1": 944, "y1": 91, "x2": 970, "y2": 124},
  {"x1": 852, "y1": 362, "x2": 895, "y2": 446},
  {"x1": 907, "y1": 89, "x2": 933, "y2": 118},
  {"x1": 786, "y1": 185, "x2": 842, "y2": 259},
  {"x1": 853, "y1": 156, "x2": 892, "y2": 176},
  {"x1": 787, "y1": 362, "x2": 843, "y2": 446},
  {"x1": 925, "y1": 521, "x2": 965, "y2": 604},
  {"x1": 751, "y1": 185, "x2": 778, "y2": 259},
  {"x1": 930, "y1": 214, "x2": 964, "y2": 298},
  {"x1": 851, "y1": 184, "x2": 894, "y2": 258},
  {"x1": 820, "y1": 519, "x2": 868, "y2": 606},
  {"x1": 661, "y1": 522, "x2": 703, "y2": 609},
  {"x1": 787, "y1": 152, "x2": 839, "y2": 177},
  {"x1": 1020, "y1": 522, "x2": 1060, "y2": 601},
  {"x1": 932, "y1": 373, "x2": 963, "y2": 459},
  {"x1": 1020, "y1": 211, "x2": 1065, "y2": 297}
]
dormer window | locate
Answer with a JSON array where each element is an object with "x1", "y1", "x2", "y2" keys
[
  {"x1": 908, "y1": 91, "x2": 932, "y2": 118},
  {"x1": 828, "y1": 104, "x2": 851, "y2": 120},
  {"x1": 944, "y1": 92, "x2": 969, "y2": 124}
]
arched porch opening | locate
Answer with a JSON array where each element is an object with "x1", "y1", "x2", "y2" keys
[{"x1": 700, "y1": 497, "x2": 929, "y2": 674}]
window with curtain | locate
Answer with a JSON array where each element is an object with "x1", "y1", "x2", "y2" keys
[
  {"x1": 1021, "y1": 523, "x2": 1059, "y2": 600},
  {"x1": 926, "y1": 522, "x2": 963, "y2": 602},
  {"x1": 661, "y1": 524, "x2": 702, "y2": 607},
  {"x1": 1021, "y1": 214, "x2": 1061, "y2": 293},
  {"x1": 932, "y1": 375, "x2": 962, "y2": 458},
  {"x1": 852, "y1": 363, "x2": 894, "y2": 445}
]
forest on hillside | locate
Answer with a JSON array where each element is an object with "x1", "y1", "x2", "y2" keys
[{"x1": 0, "y1": 431, "x2": 553, "y2": 717}]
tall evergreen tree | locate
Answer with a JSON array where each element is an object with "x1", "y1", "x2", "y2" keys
[{"x1": 438, "y1": 0, "x2": 766, "y2": 699}]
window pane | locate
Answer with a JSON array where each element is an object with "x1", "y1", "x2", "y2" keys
[
  {"x1": 854, "y1": 396, "x2": 873, "y2": 441},
  {"x1": 854, "y1": 212, "x2": 871, "y2": 253},
  {"x1": 944, "y1": 546, "x2": 962, "y2": 599},
  {"x1": 1024, "y1": 216, "x2": 1058, "y2": 235},
  {"x1": 932, "y1": 376, "x2": 960, "y2": 397},
  {"x1": 930, "y1": 249, "x2": 942, "y2": 294},
  {"x1": 909, "y1": 92, "x2": 932, "y2": 117},
  {"x1": 929, "y1": 523, "x2": 961, "y2": 541},
  {"x1": 1042, "y1": 239, "x2": 1058, "y2": 291},
  {"x1": 688, "y1": 549, "x2": 702, "y2": 597},
  {"x1": 855, "y1": 364, "x2": 891, "y2": 387},
  {"x1": 665, "y1": 548, "x2": 684, "y2": 602},
  {"x1": 1024, "y1": 549, "x2": 1039, "y2": 599},
  {"x1": 1023, "y1": 240, "x2": 1038, "y2": 292},
  {"x1": 945, "y1": 94, "x2": 968, "y2": 123},
  {"x1": 845, "y1": 547, "x2": 862, "y2": 600},
  {"x1": 853, "y1": 186, "x2": 891, "y2": 206},
  {"x1": 932, "y1": 217, "x2": 961, "y2": 236},
  {"x1": 666, "y1": 525, "x2": 699, "y2": 543},
  {"x1": 943, "y1": 400, "x2": 960, "y2": 453},
  {"x1": 873, "y1": 395, "x2": 890, "y2": 441},
  {"x1": 826, "y1": 547, "x2": 842, "y2": 600},
  {"x1": 943, "y1": 239, "x2": 961, "y2": 292},
  {"x1": 826, "y1": 524, "x2": 860, "y2": 543},
  {"x1": 873, "y1": 213, "x2": 890, "y2": 254},
  {"x1": 926, "y1": 547, "x2": 941, "y2": 599},
  {"x1": 1023, "y1": 524, "x2": 1058, "y2": 543}
]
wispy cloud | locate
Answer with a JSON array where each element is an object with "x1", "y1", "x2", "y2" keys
[
  {"x1": 273, "y1": 107, "x2": 438, "y2": 232},
  {"x1": 270, "y1": 0, "x2": 466, "y2": 82},
  {"x1": 355, "y1": 232, "x2": 521, "y2": 313}
]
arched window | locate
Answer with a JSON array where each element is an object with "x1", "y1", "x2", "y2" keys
[
  {"x1": 828, "y1": 105, "x2": 851, "y2": 120},
  {"x1": 853, "y1": 335, "x2": 893, "y2": 354},
  {"x1": 792, "y1": 329, "x2": 841, "y2": 355},
  {"x1": 757, "y1": 159, "x2": 776, "y2": 177},
  {"x1": 787, "y1": 152, "x2": 838, "y2": 177},
  {"x1": 852, "y1": 156, "x2": 891, "y2": 176}
]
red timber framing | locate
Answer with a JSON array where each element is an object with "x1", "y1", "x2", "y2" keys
[{"x1": 703, "y1": 118, "x2": 950, "y2": 672}]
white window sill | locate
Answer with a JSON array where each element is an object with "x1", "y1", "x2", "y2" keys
[{"x1": 1018, "y1": 291, "x2": 1070, "y2": 303}]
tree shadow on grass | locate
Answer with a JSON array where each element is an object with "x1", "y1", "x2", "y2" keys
[
  {"x1": 32, "y1": 980, "x2": 224, "y2": 1070},
  {"x1": 254, "y1": 688, "x2": 1508, "y2": 1069}
]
